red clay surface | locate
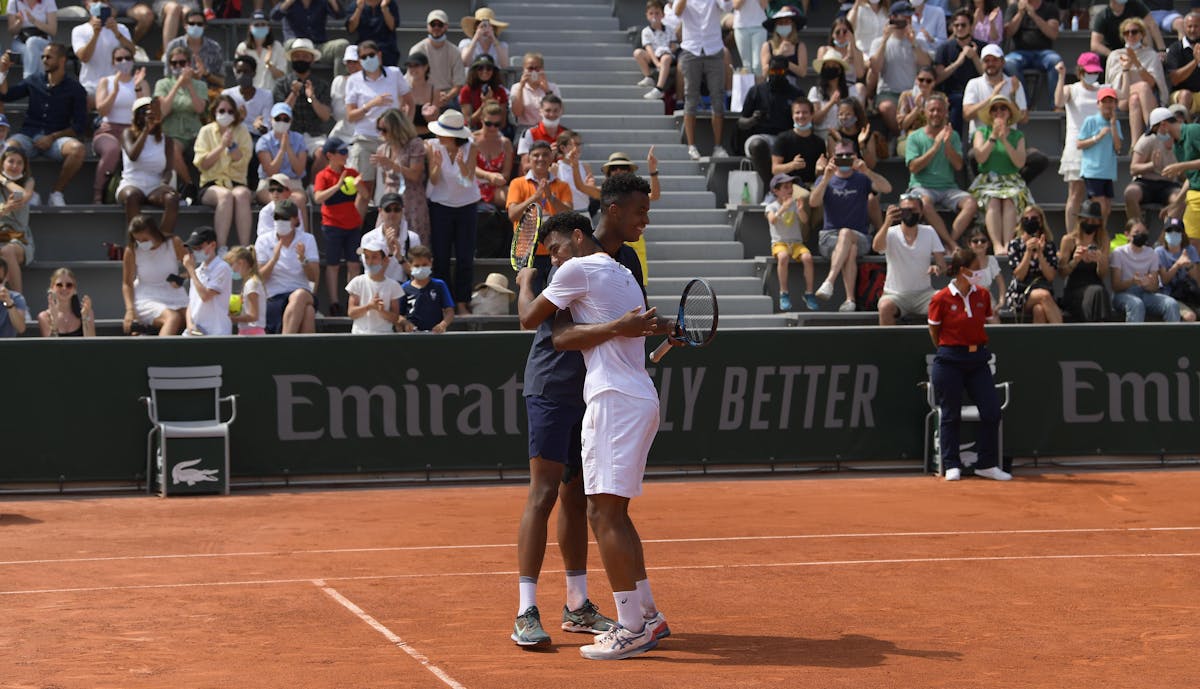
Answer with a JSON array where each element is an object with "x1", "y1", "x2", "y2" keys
[{"x1": 2, "y1": 469, "x2": 1199, "y2": 688}]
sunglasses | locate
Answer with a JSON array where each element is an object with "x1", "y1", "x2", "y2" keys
[
  {"x1": 969, "y1": 238, "x2": 989, "y2": 245},
  {"x1": 274, "y1": 115, "x2": 291, "y2": 122},
  {"x1": 483, "y1": 120, "x2": 503, "y2": 128},
  {"x1": 429, "y1": 21, "x2": 445, "y2": 27},
  {"x1": 360, "y1": 52, "x2": 377, "y2": 59},
  {"x1": 916, "y1": 77, "x2": 934, "y2": 83},
  {"x1": 1123, "y1": 29, "x2": 1142, "y2": 35},
  {"x1": 268, "y1": 185, "x2": 287, "y2": 193},
  {"x1": 383, "y1": 205, "x2": 402, "y2": 213},
  {"x1": 114, "y1": 55, "x2": 133, "y2": 63},
  {"x1": 187, "y1": 21, "x2": 205, "y2": 27},
  {"x1": 55, "y1": 282, "x2": 76, "y2": 288},
  {"x1": 170, "y1": 59, "x2": 189, "y2": 66},
  {"x1": 216, "y1": 109, "x2": 235, "y2": 115}
]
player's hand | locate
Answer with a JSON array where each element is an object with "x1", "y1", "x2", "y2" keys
[
  {"x1": 614, "y1": 306, "x2": 658, "y2": 338},
  {"x1": 515, "y1": 266, "x2": 538, "y2": 288}
]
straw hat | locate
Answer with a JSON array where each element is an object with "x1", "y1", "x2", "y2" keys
[
  {"x1": 473, "y1": 273, "x2": 515, "y2": 298},
  {"x1": 812, "y1": 49, "x2": 849, "y2": 74},
  {"x1": 462, "y1": 8, "x2": 509, "y2": 36},
  {"x1": 601, "y1": 151, "x2": 639, "y2": 173},
  {"x1": 286, "y1": 38, "x2": 320, "y2": 62},
  {"x1": 428, "y1": 110, "x2": 471, "y2": 139},
  {"x1": 979, "y1": 94, "x2": 1016, "y2": 128}
]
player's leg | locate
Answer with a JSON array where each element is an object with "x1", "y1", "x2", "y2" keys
[{"x1": 558, "y1": 409, "x2": 616, "y2": 635}]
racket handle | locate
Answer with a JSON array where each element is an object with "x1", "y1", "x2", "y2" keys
[{"x1": 649, "y1": 338, "x2": 673, "y2": 363}]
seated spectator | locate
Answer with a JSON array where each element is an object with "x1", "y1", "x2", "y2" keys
[
  {"x1": 935, "y1": 9, "x2": 985, "y2": 134},
  {"x1": 1159, "y1": 104, "x2": 1200, "y2": 241},
  {"x1": 181, "y1": 227, "x2": 231, "y2": 336},
  {"x1": 869, "y1": 2, "x2": 932, "y2": 135},
  {"x1": 556, "y1": 130, "x2": 594, "y2": 213},
  {"x1": 0, "y1": 147, "x2": 35, "y2": 292},
  {"x1": 1164, "y1": 12, "x2": 1200, "y2": 116},
  {"x1": 344, "y1": 40, "x2": 412, "y2": 219},
  {"x1": 401, "y1": 244, "x2": 455, "y2": 332},
  {"x1": 1001, "y1": 0, "x2": 1061, "y2": 110},
  {"x1": 766, "y1": 173, "x2": 816, "y2": 312},
  {"x1": 236, "y1": 11, "x2": 287, "y2": 93},
  {"x1": 94, "y1": 46, "x2": 148, "y2": 204},
  {"x1": 848, "y1": 0, "x2": 889, "y2": 60},
  {"x1": 1126, "y1": 107, "x2": 1183, "y2": 223},
  {"x1": 828, "y1": 97, "x2": 885, "y2": 168},
  {"x1": 313, "y1": 137, "x2": 364, "y2": 314},
  {"x1": 255, "y1": 199, "x2": 319, "y2": 333},
  {"x1": 812, "y1": 140, "x2": 894, "y2": 311},
  {"x1": 460, "y1": 55, "x2": 509, "y2": 129},
  {"x1": 965, "y1": 225, "x2": 1005, "y2": 308},
  {"x1": 1146, "y1": 0, "x2": 1184, "y2": 37},
  {"x1": 1157, "y1": 217, "x2": 1200, "y2": 320},
  {"x1": 403, "y1": 52, "x2": 440, "y2": 137},
  {"x1": 272, "y1": 0, "x2": 350, "y2": 77},
  {"x1": 1057, "y1": 200, "x2": 1112, "y2": 322},
  {"x1": 162, "y1": 10, "x2": 225, "y2": 92},
  {"x1": 409, "y1": 10, "x2": 466, "y2": 104},
  {"x1": 970, "y1": 95, "x2": 1031, "y2": 255},
  {"x1": 1056, "y1": 53, "x2": 1106, "y2": 232},
  {"x1": 638, "y1": 0, "x2": 678, "y2": 100},
  {"x1": 224, "y1": 246, "x2": 267, "y2": 335},
  {"x1": 122, "y1": 214, "x2": 186, "y2": 336},
  {"x1": 254, "y1": 103, "x2": 309, "y2": 226},
  {"x1": 360, "y1": 191, "x2": 421, "y2": 283},
  {"x1": 1077, "y1": 86, "x2": 1123, "y2": 228},
  {"x1": 328, "y1": 45, "x2": 360, "y2": 143},
  {"x1": 677, "y1": 0, "x2": 731, "y2": 160},
  {"x1": 474, "y1": 102, "x2": 515, "y2": 209},
  {"x1": 274, "y1": 40, "x2": 334, "y2": 169},
  {"x1": 38, "y1": 267, "x2": 95, "y2": 337},
  {"x1": 156, "y1": 46, "x2": 208, "y2": 201},
  {"x1": 771, "y1": 98, "x2": 827, "y2": 235},
  {"x1": 809, "y1": 50, "x2": 863, "y2": 139},
  {"x1": 910, "y1": 0, "x2": 946, "y2": 56},
  {"x1": 518, "y1": 94, "x2": 567, "y2": 171},
  {"x1": 873, "y1": 195, "x2": 947, "y2": 325},
  {"x1": 897, "y1": 65, "x2": 937, "y2": 156},
  {"x1": 0, "y1": 44, "x2": 87, "y2": 207},
  {"x1": 970, "y1": 0, "x2": 1002, "y2": 45},
  {"x1": 1004, "y1": 205, "x2": 1063, "y2": 323},
  {"x1": 962, "y1": 44, "x2": 1027, "y2": 134},
  {"x1": 1092, "y1": 0, "x2": 1166, "y2": 58},
  {"x1": 195, "y1": 96, "x2": 254, "y2": 248},
  {"x1": 223, "y1": 55, "x2": 273, "y2": 139},
  {"x1": 741, "y1": 56, "x2": 804, "y2": 193},
  {"x1": 760, "y1": 6, "x2": 807, "y2": 84},
  {"x1": 71, "y1": 0, "x2": 135, "y2": 105},
  {"x1": 1111, "y1": 219, "x2": 1182, "y2": 321},
  {"x1": 6, "y1": 0, "x2": 56, "y2": 80},
  {"x1": 119, "y1": 97, "x2": 181, "y2": 236},
  {"x1": 815, "y1": 19, "x2": 868, "y2": 93},
  {"x1": 375, "y1": 108, "x2": 430, "y2": 245},
  {"x1": 470, "y1": 272, "x2": 515, "y2": 316},
  {"x1": 426, "y1": 111, "x2": 481, "y2": 315},
  {"x1": 906, "y1": 93, "x2": 975, "y2": 248},
  {"x1": 347, "y1": 0, "x2": 400, "y2": 68},
  {"x1": 460, "y1": 8, "x2": 510, "y2": 71},
  {"x1": 256, "y1": 173, "x2": 298, "y2": 236},
  {"x1": 347, "y1": 233, "x2": 406, "y2": 333},
  {"x1": 0, "y1": 256, "x2": 28, "y2": 337},
  {"x1": 1106, "y1": 18, "x2": 1168, "y2": 148},
  {"x1": 511, "y1": 52, "x2": 562, "y2": 129}
]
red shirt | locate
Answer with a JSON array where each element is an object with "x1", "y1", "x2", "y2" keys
[
  {"x1": 928, "y1": 282, "x2": 992, "y2": 347},
  {"x1": 315, "y1": 165, "x2": 363, "y2": 230},
  {"x1": 458, "y1": 83, "x2": 510, "y2": 114}
]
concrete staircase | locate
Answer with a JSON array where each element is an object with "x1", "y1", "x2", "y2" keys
[{"x1": 491, "y1": 0, "x2": 786, "y2": 328}]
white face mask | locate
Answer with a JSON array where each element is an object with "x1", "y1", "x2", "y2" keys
[
  {"x1": 136, "y1": 239, "x2": 154, "y2": 251},
  {"x1": 1127, "y1": 40, "x2": 1142, "y2": 51},
  {"x1": 276, "y1": 222, "x2": 295, "y2": 237},
  {"x1": 776, "y1": 24, "x2": 793, "y2": 36},
  {"x1": 542, "y1": 117, "x2": 560, "y2": 129},
  {"x1": 115, "y1": 60, "x2": 133, "y2": 75},
  {"x1": 411, "y1": 265, "x2": 432, "y2": 280},
  {"x1": 273, "y1": 120, "x2": 291, "y2": 136},
  {"x1": 1082, "y1": 73, "x2": 1100, "y2": 85},
  {"x1": 215, "y1": 112, "x2": 235, "y2": 128}
]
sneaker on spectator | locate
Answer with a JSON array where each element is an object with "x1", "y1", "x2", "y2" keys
[
  {"x1": 712, "y1": 145, "x2": 729, "y2": 158},
  {"x1": 779, "y1": 292, "x2": 792, "y2": 311},
  {"x1": 512, "y1": 606, "x2": 552, "y2": 646},
  {"x1": 944, "y1": 467, "x2": 961, "y2": 481},
  {"x1": 637, "y1": 76, "x2": 655, "y2": 87},
  {"x1": 687, "y1": 145, "x2": 701, "y2": 161},
  {"x1": 579, "y1": 623, "x2": 657, "y2": 660},
  {"x1": 643, "y1": 87, "x2": 664, "y2": 100},
  {"x1": 804, "y1": 293, "x2": 819, "y2": 311},
  {"x1": 30, "y1": 191, "x2": 42, "y2": 206},
  {"x1": 838, "y1": 299, "x2": 856, "y2": 312},
  {"x1": 815, "y1": 281, "x2": 833, "y2": 300},
  {"x1": 49, "y1": 191, "x2": 66, "y2": 207},
  {"x1": 975, "y1": 466, "x2": 1012, "y2": 481}
]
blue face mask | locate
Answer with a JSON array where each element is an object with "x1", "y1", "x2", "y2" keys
[
  {"x1": 250, "y1": 26, "x2": 270, "y2": 40},
  {"x1": 411, "y1": 265, "x2": 432, "y2": 280},
  {"x1": 89, "y1": 2, "x2": 105, "y2": 18},
  {"x1": 837, "y1": 165, "x2": 853, "y2": 173},
  {"x1": 1166, "y1": 231, "x2": 1183, "y2": 247},
  {"x1": 186, "y1": 25, "x2": 204, "y2": 39},
  {"x1": 366, "y1": 262, "x2": 385, "y2": 276},
  {"x1": 429, "y1": 33, "x2": 446, "y2": 43},
  {"x1": 192, "y1": 248, "x2": 210, "y2": 263},
  {"x1": 794, "y1": 120, "x2": 813, "y2": 131},
  {"x1": 361, "y1": 55, "x2": 381, "y2": 73}
]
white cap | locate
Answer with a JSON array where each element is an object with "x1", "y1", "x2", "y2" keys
[
  {"x1": 358, "y1": 233, "x2": 388, "y2": 255},
  {"x1": 981, "y1": 44, "x2": 1004, "y2": 60},
  {"x1": 427, "y1": 9, "x2": 449, "y2": 24},
  {"x1": 343, "y1": 45, "x2": 359, "y2": 62},
  {"x1": 1149, "y1": 107, "x2": 1176, "y2": 128}
]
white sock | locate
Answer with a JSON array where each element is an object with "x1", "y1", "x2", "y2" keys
[
  {"x1": 613, "y1": 590, "x2": 644, "y2": 631},
  {"x1": 518, "y1": 577, "x2": 537, "y2": 616},
  {"x1": 565, "y1": 570, "x2": 587, "y2": 611},
  {"x1": 636, "y1": 578, "x2": 657, "y2": 617}
]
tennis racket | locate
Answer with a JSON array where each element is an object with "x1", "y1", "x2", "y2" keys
[
  {"x1": 650, "y1": 278, "x2": 718, "y2": 363},
  {"x1": 510, "y1": 203, "x2": 541, "y2": 270}
]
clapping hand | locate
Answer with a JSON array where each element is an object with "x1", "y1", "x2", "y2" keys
[
  {"x1": 221, "y1": 127, "x2": 235, "y2": 148},
  {"x1": 647, "y1": 144, "x2": 658, "y2": 173},
  {"x1": 858, "y1": 122, "x2": 872, "y2": 145},
  {"x1": 295, "y1": 240, "x2": 306, "y2": 261},
  {"x1": 1175, "y1": 253, "x2": 1193, "y2": 269},
  {"x1": 133, "y1": 67, "x2": 147, "y2": 88},
  {"x1": 372, "y1": 93, "x2": 395, "y2": 109},
  {"x1": 1137, "y1": 272, "x2": 1159, "y2": 290}
]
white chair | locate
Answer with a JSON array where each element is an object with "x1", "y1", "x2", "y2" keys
[
  {"x1": 921, "y1": 354, "x2": 1011, "y2": 476},
  {"x1": 140, "y1": 366, "x2": 238, "y2": 496}
]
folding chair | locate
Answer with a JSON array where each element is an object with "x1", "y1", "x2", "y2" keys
[
  {"x1": 140, "y1": 366, "x2": 238, "y2": 497},
  {"x1": 921, "y1": 354, "x2": 1011, "y2": 476}
]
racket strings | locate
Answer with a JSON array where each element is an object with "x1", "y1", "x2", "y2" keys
[{"x1": 681, "y1": 285, "x2": 716, "y2": 344}]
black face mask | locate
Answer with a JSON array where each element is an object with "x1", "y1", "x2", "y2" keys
[
  {"x1": 1132, "y1": 232, "x2": 1150, "y2": 247},
  {"x1": 1021, "y1": 216, "x2": 1042, "y2": 234},
  {"x1": 291, "y1": 60, "x2": 311, "y2": 74},
  {"x1": 901, "y1": 210, "x2": 920, "y2": 227},
  {"x1": 820, "y1": 67, "x2": 843, "y2": 81},
  {"x1": 768, "y1": 74, "x2": 788, "y2": 91},
  {"x1": 1080, "y1": 223, "x2": 1099, "y2": 234}
]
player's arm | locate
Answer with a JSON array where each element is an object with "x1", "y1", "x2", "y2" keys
[
  {"x1": 550, "y1": 306, "x2": 669, "y2": 351},
  {"x1": 515, "y1": 267, "x2": 559, "y2": 330}
]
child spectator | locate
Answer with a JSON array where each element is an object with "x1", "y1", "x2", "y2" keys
[
  {"x1": 401, "y1": 245, "x2": 455, "y2": 332},
  {"x1": 1125, "y1": 107, "x2": 1183, "y2": 223},
  {"x1": 469, "y1": 272, "x2": 514, "y2": 316},
  {"x1": 765, "y1": 173, "x2": 817, "y2": 311},
  {"x1": 0, "y1": 146, "x2": 35, "y2": 293},
  {"x1": 313, "y1": 137, "x2": 364, "y2": 315},
  {"x1": 1077, "y1": 87, "x2": 1123, "y2": 230},
  {"x1": 1055, "y1": 53, "x2": 1106, "y2": 234},
  {"x1": 255, "y1": 199, "x2": 319, "y2": 334},
  {"x1": 38, "y1": 267, "x2": 95, "y2": 337},
  {"x1": 636, "y1": 0, "x2": 677, "y2": 100},
  {"x1": 122, "y1": 214, "x2": 187, "y2": 336},
  {"x1": 460, "y1": 55, "x2": 509, "y2": 129},
  {"x1": 224, "y1": 246, "x2": 267, "y2": 335},
  {"x1": 0, "y1": 256, "x2": 28, "y2": 337},
  {"x1": 235, "y1": 12, "x2": 287, "y2": 92},
  {"x1": 195, "y1": 95, "x2": 255, "y2": 249},
  {"x1": 182, "y1": 227, "x2": 232, "y2": 336},
  {"x1": 375, "y1": 109, "x2": 430, "y2": 245},
  {"x1": 517, "y1": 95, "x2": 567, "y2": 168},
  {"x1": 347, "y1": 233, "x2": 407, "y2": 334}
]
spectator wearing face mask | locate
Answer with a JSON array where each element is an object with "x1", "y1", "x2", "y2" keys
[
  {"x1": 236, "y1": 11, "x2": 287, "y2": 92},
  {"x1": 1125, "y1": 107, "x2": 1183, "y2": 225},
  {"x1": 400, "y1": 244, "x2": 455, "y2": 332},
  {"x1": 346, "y1": 0, "x2": 401, "y2": 69},
  {"x1": 517, "y1": 94, "x2": 566, "y2": 172},
  {"x1": 1056, "y1": 53, "x2": 1108, "y2": 233},
  {"x1": 409, "y1": 9, "x2": 466, "y2": 104},
  {"x1": 760, "y1": 6, "x2": 806, "y2": 86},
  {"x1": 254, "y1": 106, "x2": 309, "y2": 222},
  {"x1": 222, "y1": 55, "x2": 273, "y2": 140},
  {"x1": 1077, "y1": 86, "x2": 1123, "y2": 230},
  {"x1": 1003, "y1": 204, "x2": 1063, "y2": 323},
  {"x1": 271, "y1": 0, "x2": 350, "y2": 77},
  {"x1": 347, "y1": 232, "x2": 406, "y2": 334},
  {"x1": 122, "y1": 214, "x2": 187, "y2": 336},
  {"x1": 1156, "y1": 217, "x2": 1200, "y2": 320},
  {"x1": 809, "y1": 50, "x2": 863, "y2": 139},
  {"x1": 1091, "y1": 0, "x2": 1166, "y2": 58},
  {"x1": 273, "y1": 40, "x2": 334, "y2": 169},
  {"x1": 93, "y1": 45, "x2": 148, "y2": 204},
  {"x1": 870, "y1": 2, "x2": 932, "y2": 136},
  {"x1": 360, "y1": 192, "x2": 420, "y2": 283},
  {"x1": 182, "y1": 227, "x2": 233, "y2": 336},
  {"x1": 771, "y1": 98, "x2": 826, "y2": 236},
  {"x1": 511, "y1": 53, "x2": 561, "y2": 129},
  {"x1": 71, "y1": 0, "x2": 136, "y2": 106},
  {"x1": 1104, "y1": 17, "x2": 1168, "y2": 149},
  {"x1": 344, "y1": 39, "x2": 413, "y2": 219},
  {"x1": 195, "y1": 95, "x2": 255, "y2": 248},
  {"x1": 909, "y1": 0, "x2": 945, "y2": 56},
  {"x1": 740, "y1": 55, "x2": 804, "y2": 194},
  {"x1": 155, "y1": 0, "x2": 198, "y2": 57},
  {"x1": 162, "y1": 10, "x2": 225, "y2": 92},
  {"x1": 1111, "y1": 219, "x2": 1182, "y2": 321},
  {"x1": 119, "y1": 97, "x2": 181, "y2": 235},
  {"x1": 1057, "y1": 200, "x2": 1112, "y2": 322},
  {"x1": 255, "y1": 198, "x2": 319, "y2": 333},
  {"x1": 873, "y1": 194, "x2": 947, "y2": 325}
]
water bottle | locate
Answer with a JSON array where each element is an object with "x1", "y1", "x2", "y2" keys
[
  {"x1": 741, "y1": 182, "x2": 751, "y2": 205},
  {"x1": 1070, "y1": 14, "x2": 1079, "y2": 32}
]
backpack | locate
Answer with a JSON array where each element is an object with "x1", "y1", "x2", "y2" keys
[{"x1": 855, "y1": 262, "x2": 886, "y2": 312}]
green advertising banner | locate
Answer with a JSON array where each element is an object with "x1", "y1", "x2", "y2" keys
[{"x1": 3, "y1": 324, "x2": 1196, "y2": 485}]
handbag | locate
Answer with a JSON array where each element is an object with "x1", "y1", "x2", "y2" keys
[
  {"x1": 727, "y1": 159, "x2": 763, "y2": 207},
  {"x1": 729, "y1": 71, "x2": 756, "y2": 115}
]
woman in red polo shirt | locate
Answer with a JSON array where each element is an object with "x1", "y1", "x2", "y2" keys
[{"x1": 927, "y1": 247, "x2": 1011, "y2": 482}]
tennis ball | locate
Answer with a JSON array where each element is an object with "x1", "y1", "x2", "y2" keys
[
  {"x1": 229, "y1": 294, "x2": 242, "y2": 315},
  {"x1": 341, "y1": 177, "x2": 358, "y2": 196}
]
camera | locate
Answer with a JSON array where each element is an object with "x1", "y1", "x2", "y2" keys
[
  {"x1": 97, "y1": 5, "x2": 112, "y2": 21},
  {"x1": 166, "y1": 273, "x2": 186, "y2": 287},
  {"x1": 1087, "y1": 244, "x2": 1098, "y2": 251},
  {"x1": 890, "y1": 18, "x2": 907, "y2": 27},
  {"x1": 4, "y1": 50, "x2": 19, "y2": 67}
]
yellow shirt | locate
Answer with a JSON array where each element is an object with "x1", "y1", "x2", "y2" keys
[{"x1": 193, "y1": 122, "x2": 253, "y2": 188}]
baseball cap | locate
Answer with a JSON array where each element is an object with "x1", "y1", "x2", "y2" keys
[
  {"x1": 358, "y1": 233, "x2": 388, "y2": 255},
  {"x1": 323, "y1": 137, "x2": 349, "y2": 155},
  {"x1": 273, "y1": 198, "x2": 299, "y2": 221},
  {"x1": 1097, "y1": 87, "x2": 1119, "y2": 102},
  {"x1": 270, "y1": 102, "x2": 293, "y2": 119},
  {"x1": 0, "y1": 114, "x2": 9, "y2": 129},
  {"x1": 343, "y1": 45, "x2": 359, "y2": 63},
  {"x1": 770, "y1": 173, "x2": 798, "y2": 189},
  {"x1": 183, "y1": 227, "x2": 217, "y2": 248},
  {"x1": 1149, "y1": 106, "x2": 1176, "y2": 128},
  {"x1": 889, "y1": 1, "x2": 913, "y2": 16},
  {"x1": 379, "y1": 192, "x2": 404, "y2": 209},
  {"x1": 404, "y1": 52, "x2": 429, "y2": 67},
  {"x1": 427, "y1": 9, "x2": 449, "y2": 24},
  {"x1": 1079, "y1": 200, "x2": 1102, "y2": 220},
  {"x1": 981, "y1": 44, "x2": 1004, "y2": 60},
  {"x1": 1077, "y1": 52, "x2": 1103, "y2": 74},
  {"x1": 251, "y1": 10, "x2": 266, "y2": 20},
  {"x1": 268, "y1": 172, "x2": 291, "y2": 188},
  {"x1": 1169, "y1": 103, "x2": 1190, "y2": 122}
]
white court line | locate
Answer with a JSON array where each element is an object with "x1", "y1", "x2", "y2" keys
[
  {"x1": 3, "y1": 525, "x2": 1197, "y2": 567},
  {"x1": 3, "y1": 551, "x2": 1200, "y2": 596},
  {"x1": 315, "y1": 580, "x2": 466, "y2": 689}
]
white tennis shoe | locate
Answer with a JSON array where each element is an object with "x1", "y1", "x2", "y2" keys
[
  {"x1": 975, "y1": 466, "x2": 1012, "y2": 481},
  {"x1": 579, "y1": 623, "x2": 658, "y2": 660}
]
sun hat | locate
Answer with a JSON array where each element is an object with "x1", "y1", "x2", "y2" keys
[
  {"x1": 428, "y1": 110, "x2": 471, "y2": 139},
  {"x1": 462, "y1": 7, "x2": 509, "y2": 36},
  {"x1": 979, "y1": 94, "x2": 1016, "y2": 127},
  {"x1": 601, "y1": 151, "x2": 639, "y2": 173},
  {"x1": 286, "y1": 38, "x2": 320, "y2": 62},
  {"x1": 132, "y1": 96, "x2": 153, "y2": 113},
  {"x1": 762, "y1": 5, "x2": 805, "y2": 32},
  {"x1": 812, "y1": 49, "x2": 849, "y2": 74},
  {"x1": 473, "y1": 272, "x2": 515, "y2": 297}
]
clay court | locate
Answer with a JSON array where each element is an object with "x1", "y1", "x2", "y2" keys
[{"x1": 3, "y1": 468, "x2": 1199, "y2": 688}]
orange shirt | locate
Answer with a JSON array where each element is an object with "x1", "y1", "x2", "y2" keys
[{"x1": 506, "y1": 174, "x2": 573, "y2": 255}]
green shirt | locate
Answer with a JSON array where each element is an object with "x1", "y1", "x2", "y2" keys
[
  {"x1": 1173, "y1": 123, "x2": 1200, "y2": 191},
  {"x1": 978, "y1": 125, "x2": 1023, "y2": 176},
  {"x1": 153, "y1": 76, "x2": 208, "y2": 143},
  {"x1": 905, "y1": 126, "x2": 963, "y2": 191}
]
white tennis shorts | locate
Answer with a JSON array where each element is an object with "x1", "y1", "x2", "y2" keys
[{"x1": 581, "y1": 390, "x2": 660, "y2": 498}]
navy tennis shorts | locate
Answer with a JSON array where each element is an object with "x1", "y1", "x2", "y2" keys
[{"x1": 526, "y1": 394, "x2": 585, "y2": 471}]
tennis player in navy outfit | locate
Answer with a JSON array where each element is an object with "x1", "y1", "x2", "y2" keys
[{"x1": 927, "y1": 247, "x2": 1012, "y2": 482}]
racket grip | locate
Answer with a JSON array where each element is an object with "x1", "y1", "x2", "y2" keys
[{"x1": 649, "y1": 338, "x2": 673, "y2": 363}]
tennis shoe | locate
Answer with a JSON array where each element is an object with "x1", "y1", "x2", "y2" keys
[
  {"x1": 688, "y1": 145, "x2": 701, "y2": 161},
  {"x1": 815, "y1": 281, "x2": 833, "y2": 300},
  {"x1": 944, "y1": 467, "x2": 961, "y2": 481},
  {"x1": 804, "y1": 293, "x2": 820, "y2": 311},
  {"x1": 579, "y1": 623, "x2": 658, "y2": 660},
  {"x1": 561, "y1": 599, "x2": 617, "y2": 634},
  {"x1": 838, "y1": 299, "x2": 857, "y2": 312},
  {"x1": 512, "y1": 606, "x2": 551, "y2": 646},
  {"x1": 637, "y1": 76, "x2": 655, "y2": 87},
  {"x1": 712, "y1": 145, "x2": 730, "y2": 158},
  {"x1": 975, "y1": 466, "x2": 1012, "y2": 481},
  {"x1": 779, "y1": 293, "x2": 792, "y2": 311},
  {"x1": 643, "y1": 87, "x2": 664, "y2": 100},
  {"x1": 643, "y1": 611, "x2": 671, "y2": 640}
]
